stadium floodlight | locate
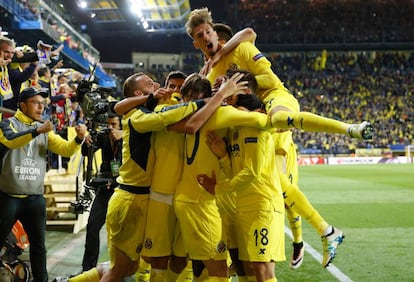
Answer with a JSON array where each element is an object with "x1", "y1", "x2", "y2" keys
[
  {"x1": 130, "y1": 3, "x2": 143, "y2": 18},
  {"x1": 127, "y1": 0, "x2": 190, "y2": 33},
  {"x1": 79, "y1": 0, "x2": 87, "y2": 9}
]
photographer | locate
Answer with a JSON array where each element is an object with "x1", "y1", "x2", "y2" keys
[{"x1": 80, "y1": 110, "x2": 122, "y2": 272}]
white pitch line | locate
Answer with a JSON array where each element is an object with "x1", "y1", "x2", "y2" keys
[{"x1": 285, "y1": 226, "x2": 354, "y2": 282}]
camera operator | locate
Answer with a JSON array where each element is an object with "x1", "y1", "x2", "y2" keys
[{"x1": 80, "y1": 110, "x2": 122, "y2": 272}]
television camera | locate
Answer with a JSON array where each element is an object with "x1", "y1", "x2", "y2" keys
[
  {"x1": 75, "y1": 80, "x2": 114, "y2": 126},
  {"x1": 69, "y1": 80, "x2": 117, "y2": 214}
]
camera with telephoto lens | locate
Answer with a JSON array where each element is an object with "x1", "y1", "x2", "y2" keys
[
  {"x1": 70, "y1": 80, "x2": 116, "y2": 214},
  {"x1": 76, "y1": 80, "x2": 113, "y2": 125}
]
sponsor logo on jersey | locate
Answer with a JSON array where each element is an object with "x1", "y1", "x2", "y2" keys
[{"x1": 253, "y1": 53, "x2": 264, "y2": 61}]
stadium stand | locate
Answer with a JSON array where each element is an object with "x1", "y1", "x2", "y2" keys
[
  {"x1": 0, "y1": 0, "x2": 116, "y2": 87},
  {"x1": 179, "y1": 49, "x2": 413, "y2": 154},
  {"x1": 1, "y1": 0, "x2": 413, "y2": 155},
  {"x1": 226, "y1": 0, "x2": 414, "y2": 45}
]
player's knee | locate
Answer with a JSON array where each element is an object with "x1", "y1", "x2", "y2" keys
[
  {"x1": 169, "y1": 255, "x2": 187, "y2": 273},
  {"x1": 251, "y1": 262, "x2": 275, "y2": 280},
  {"x1": 128, "y1": 261, "x2": 139, "y2": 276}
]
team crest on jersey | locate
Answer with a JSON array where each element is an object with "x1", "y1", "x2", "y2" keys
[
  {"x1": 216, "y1": 241, "x2": 227, "y2": 253},
  {"x1": 144, "y1": 238, "x2": 153, "y2": 249},
  {"x1": 228, "y1": 63, "x2": 238, "y2": 71},
  {"x1": 253, "y1": 53, "x2": 264, "y2": 62},
  {"x1": 1, "y1": 73, "x2": 10, "y2": 91}
]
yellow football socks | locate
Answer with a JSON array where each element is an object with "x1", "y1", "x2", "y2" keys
[
  {"x1": 206, "y1": 277, "x2": 230, "y2": 282},
  {"x1": 271, "y1": 110, "x2": 349, "y2": 134},
  {"x1": 286, "y1": 208, "x2": 303, "y2": 243},
  {"x1": 136, "y1": 257, "x2": 151, "y2": 282},
  {"x1": 69, "y1": 268, "x2": 99, "y2": 282}
]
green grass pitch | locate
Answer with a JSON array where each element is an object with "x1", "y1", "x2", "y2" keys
[
  {"x1": 274, "y1": 163, "x2": 414, "y2": 282},
  {"x1": 46, "y1": 163, "x2": 414, "y2": 281}
]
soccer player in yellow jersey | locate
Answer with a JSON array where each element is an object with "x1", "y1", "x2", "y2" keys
[
  {"x1": 197, "y1": 89, "x2": 285, "y2": 282},
  {"x1": 141, "y1": 71, "x2": 189, "y2": 282},
  {"x1": 185, "y1": 8, "x2": 354, "y2": 268},
  {"x1": 58, "y1": 73, "x2": 209, "y2": 282},
  {"x1": 111, "y1": 70, "x2": 249, "y2": 280},
  {"x1": 203, "y1": 23, "x2": 305, "y2": 269},
  {"x1": 168, "y1": 73, "x2": 274, "y2": 282},
  {"x1": 103, "y1": 72, "x2": 245, "y2": 282},
  {"x1": 112, "y1": 72, "x2": 187, "y2": 282},
  {"x1": 186, "y1": 7, "x2": 373, "y2": 139}
]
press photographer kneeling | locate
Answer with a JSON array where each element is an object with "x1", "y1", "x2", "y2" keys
[{"x1": 80, "y1": 109, "x2": 123, "y2": 272}]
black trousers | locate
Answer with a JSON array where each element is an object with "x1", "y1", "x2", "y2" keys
[
  {"x1": 81, "y1": 188, "x2": 114, "y2": 271},
  {"x1": 0, "y1": 192, "x2": 47, "y2": 282}
]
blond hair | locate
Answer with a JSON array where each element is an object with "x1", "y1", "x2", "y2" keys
[
  {"x1": 185, "y1": 7, "x2": 213, "y2": 38},
  {"x1": 0, "y1": 36, "x2": 16, "y2": 49},
  {"x1": 122, "y1": 72, "x2": 145, "y2": 98}
]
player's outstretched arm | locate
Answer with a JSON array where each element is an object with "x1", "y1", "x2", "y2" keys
[
  {"x1": 168, "y1": 72, "x2": 247, "y2": 134},
  {"x1": 200, "y1": 28, "x2": 257, "y2": 76}
]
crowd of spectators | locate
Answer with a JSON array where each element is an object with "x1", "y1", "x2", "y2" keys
[
  {"x1": 180, "y1": 50, "x2": 413, "y2": 154},
  {"x1": 2, "y1": 0, "x2": 100, "y2": 68},
  {"x1": 270, "y1": 51, "x2": 413, "y2": 153},
  {"x1": 4, "y1": 0, "x2": 413, "y2": 156},
  {"x1": 225, "y1": 0, "x2": 414, "y2": 44}
]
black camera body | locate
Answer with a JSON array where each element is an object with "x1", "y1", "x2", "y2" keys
[
  {"x1": 76, "y1": 80, "x2": 113, "y2": 125},
  {"x1": 86, "y1": 177, "x2": 113, "y2": 190},
  {"x1": 97, "y1": 127, "x2": 111, "y2": 136},
  {"x1": 70, "y1": 81, "x2": 116, "y2": 214}
]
